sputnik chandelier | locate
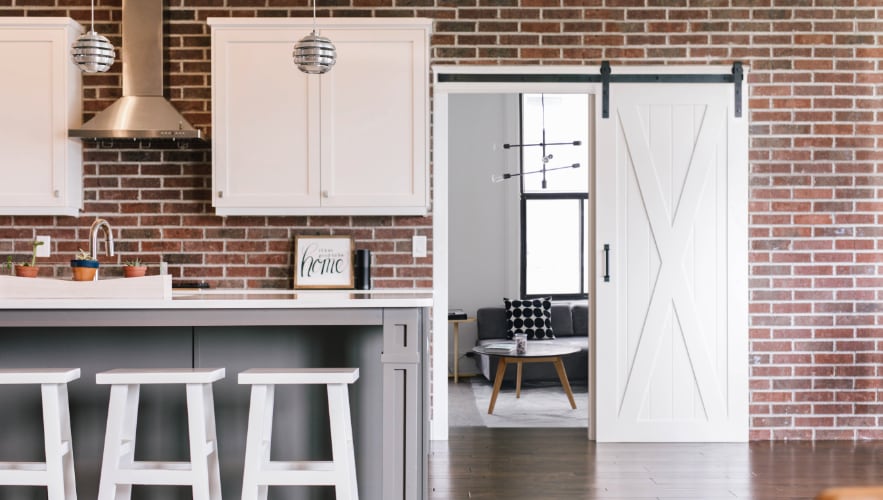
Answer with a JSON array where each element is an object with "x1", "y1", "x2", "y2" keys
[{"x1": 492, "y1": 94, "x2": 581, "y2": 189}]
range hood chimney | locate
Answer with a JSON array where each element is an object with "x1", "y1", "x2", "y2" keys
[{"x1": 69, "y1": 0, "x2": 201, "y2": 139}]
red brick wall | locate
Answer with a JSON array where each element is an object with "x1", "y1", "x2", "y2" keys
[{"x1": 1, "y1": 1, "x2": 881, "y2": 439}]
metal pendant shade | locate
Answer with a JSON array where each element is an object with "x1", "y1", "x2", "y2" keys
[
  {"x1": 293, "y1": 0, "x2": 335, "y2": 74},
  {"x1": 72, "y1": 31, "x2": 115, "y2": 73},
  {"x1": 71, "y1": 0, "x2": 115, "y2": 73},
  {"x1": 293, "y1": 31, "x2": 336, "y2": 74}
]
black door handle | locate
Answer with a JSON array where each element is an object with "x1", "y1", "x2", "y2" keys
[{"x1": 603, "y1": 244, "x2": 611, "y2": 282}]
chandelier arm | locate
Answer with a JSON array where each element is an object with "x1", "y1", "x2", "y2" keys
[
  {"x1": 504, "y1": 140, "x2": 580, "y2": 148},
  {"x1": 502, "y1": 163, "x2": 581, "y2": 179}
]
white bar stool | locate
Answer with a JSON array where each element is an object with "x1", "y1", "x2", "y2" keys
[
  {"x1": 95, "y1": 368, "x2": 225, "y2": 500},
  {"x1": 238, "y1": 368, "x2": 359, "y2": 500},
  {"x1": 0, "y1": 368, "x2": 80, "y2": 500}
]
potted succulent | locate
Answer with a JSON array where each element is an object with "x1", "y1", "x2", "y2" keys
[
  {"x1": 70, "y1": 248, "x2": 99, "y2": 281},
  {"x1": 123, "y1": 258, "x2": 147, "y2": 278},
  {"x1": 6, "y1": 240, "x2": 44, "y2": 278}
]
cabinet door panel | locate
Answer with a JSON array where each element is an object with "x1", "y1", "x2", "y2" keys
[
  {"x1": 212, "y1": 30, "x2": 320, "y2": 211},
  {"x1": 319, "y1": 29, "x2": 427, "y2": 210},
  {"x1": 0, "y1": 22, "x2": 82, "y2": 216}
]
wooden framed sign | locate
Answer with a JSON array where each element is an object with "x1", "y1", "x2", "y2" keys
[{"x1": 293, "y1": 235, "x2": 354, "y2": 289}]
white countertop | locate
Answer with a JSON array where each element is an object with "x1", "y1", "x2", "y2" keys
[{"x1": 0, "y1": 287, "x2": 433, "y2": 310}]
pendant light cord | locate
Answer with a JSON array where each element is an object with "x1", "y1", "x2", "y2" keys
[
  {"x1": 89, "y1": 0, "x2": 95, "y2": 32},
  {"x1": 312, "y1": 0, "x2": 318, "y2": 33},
  {"x1": 540, "y1": 94, "x2": 548, "y2": 188}
]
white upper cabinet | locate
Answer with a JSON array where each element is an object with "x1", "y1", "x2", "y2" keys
[
  {"x1": 209, "y1": 18, "x2": 430, "y2": 216},
  {"x1": 0, "y1": 18, "x2": 83, "y2": 216},
  {"x1": 211, "y1": 26, "x2": 320, "y2": 211}
]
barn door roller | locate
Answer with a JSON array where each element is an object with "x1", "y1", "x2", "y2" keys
[{"x1": 600, "y1": 61, "x2": 744, "y2": 119}]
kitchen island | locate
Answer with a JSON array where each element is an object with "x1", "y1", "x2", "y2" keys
[{"x1": 0, "y1": 289, "x2": 431, "y2": 500}]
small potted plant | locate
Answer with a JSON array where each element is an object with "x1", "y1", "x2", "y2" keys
[
  {"x1": 70, "y1": 248, "x2": 99, "y2": 281},
  {"x1": 123, "y1": 258, "x2": 147, "y2": 278},
  {"x1": 6, "y1": 240, "x2": 44, "y2": 278}
]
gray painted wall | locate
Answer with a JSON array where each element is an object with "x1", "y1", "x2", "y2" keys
[{"x1": 448, "y1": 94, "x2": 521, "y2": 376}]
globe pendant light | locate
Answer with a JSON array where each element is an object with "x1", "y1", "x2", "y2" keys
[
  {"x1": 292, "y1": 0, "x2": 336, "y2": 74},
  {"x1": 71, "y1": 0, "x2": 115, "y2": 73}
]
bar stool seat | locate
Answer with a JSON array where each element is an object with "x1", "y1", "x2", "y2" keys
[
  {"x1": 0, "y1": 368, "x2": 80, "y2": 500},
  {"x1": 239, "y1": 368, "x2": 360, "y2": 500},
  {"x1": 95, "y1": 368, "x2": 225, "y2": 500}
]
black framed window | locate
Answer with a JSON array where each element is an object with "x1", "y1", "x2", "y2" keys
[{"x1": 518, "y1": 93, "x2": 589, "y2": 300}]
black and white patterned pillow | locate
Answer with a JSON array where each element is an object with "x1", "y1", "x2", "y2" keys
[{"x1": 503, "y1": 297, "x2": 554, "y2": 340}]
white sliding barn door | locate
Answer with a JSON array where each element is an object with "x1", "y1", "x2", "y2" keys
[{"x1": 595, "y1": 81, "x2": 748, "y2": 442}]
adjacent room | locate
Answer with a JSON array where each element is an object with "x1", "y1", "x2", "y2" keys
[{"x1": 447, "y1": 92, "x2": 591, "y2": 430}]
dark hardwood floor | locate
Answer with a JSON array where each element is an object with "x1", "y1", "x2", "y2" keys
[{"x1": 429, "y1": 427, "x2": 883, "y2": 499}]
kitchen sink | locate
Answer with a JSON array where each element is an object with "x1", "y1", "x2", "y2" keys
[{"x1": 0, "y1": 274, "x2": 172, "y2": 300}]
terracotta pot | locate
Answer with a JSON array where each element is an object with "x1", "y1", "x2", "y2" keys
[
  {"x1": 123, "y1": 265, "x2": 147, "y2": 278},
  {"x1": 71, "y1": 259, "x2": 99, "y2": 281},
  {"x1": 14, "y1": 265, "x2": 38, "y2": 278}
]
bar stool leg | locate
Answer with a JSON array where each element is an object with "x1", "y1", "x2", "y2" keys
[
  {"x1": 327, "y1": 383, "x2": 358, "y2": 500},
  {"x1": 186, "y1": 383, "x2": 222, "y2": 500},
  {"x1": 242, "y1": 384, "x2": 275, "y2": 500},
  {"x1": 97, "y1": 384, "x2": 140, "y2": 500},
  {"x1": 41, "y1": 382, "x2": 77, "y2": 500},
  {"x1": 203, "y1": 384, "x2": 223, "y2": 500}
]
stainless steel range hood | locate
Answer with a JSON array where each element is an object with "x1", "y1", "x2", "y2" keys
[{"x1": 69, "y1": 0, "x2": 201, "y2": 139}]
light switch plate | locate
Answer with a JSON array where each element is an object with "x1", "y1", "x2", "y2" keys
[
  {"x1": 412, "y1": 235, "x2": 427, "y2": 258},
  {"x1": 35, "y1": 235, "x2": 50, "y2": 257}
]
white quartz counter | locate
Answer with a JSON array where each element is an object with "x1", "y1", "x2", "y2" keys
[{"x1": 0, "y1": 288, "x2": 433, "y2": 310}]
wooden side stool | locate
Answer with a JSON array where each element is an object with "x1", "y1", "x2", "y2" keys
[
  {"x1": 238, "y1": 368, "x2": 360, "y2": 500},
  {"x1": 0, "y1": 368, "x2": 80, "y2": 500},
  {"x1": 95, "y1": 368, "x2": 225, "y2": 500},
  {"x1": 816, "y1": 487, "x2": 883, "y2": 500}
]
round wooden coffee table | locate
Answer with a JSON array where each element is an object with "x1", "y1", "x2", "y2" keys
[{"x1": 473, "y1": 342, "x2": 580, "y2": 414}]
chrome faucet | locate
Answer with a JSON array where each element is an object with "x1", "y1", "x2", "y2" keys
[{"x1": 88, "y1": 218, "x2": 114, "y2": 280}]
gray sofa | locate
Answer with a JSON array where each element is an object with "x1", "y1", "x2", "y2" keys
[{"x1": 474, "y1": 304, "x2": 588, "y2": 383}]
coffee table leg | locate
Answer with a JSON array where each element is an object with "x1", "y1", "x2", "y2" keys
[
  {"x1": 553, "y1": 357, "x2": 577, "y2": 409},
  {"x1": 488, "y1": 357, "x2": 508, "y2": 414},
  {"x1": 515, "y1": 361, "x2": 523, "y2": 399},
  {"x1": 453, "y1": 322, "x2": 460, "y2": 383}
]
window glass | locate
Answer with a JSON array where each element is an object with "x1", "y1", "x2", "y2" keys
[{"x1": 524, "y1": 199, "x2": 582, "y2": 296}]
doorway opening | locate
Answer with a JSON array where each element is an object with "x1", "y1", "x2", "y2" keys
[
  {"x1": 447, "y1": 92, "x2": 592, "y2": 429},
  {"x1": 431, "y1": 71, "x2": 600, "y2": 441}
]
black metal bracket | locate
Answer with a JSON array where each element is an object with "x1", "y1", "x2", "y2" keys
[
  {"x1": 732, "y1": 61, "x2": 743, "y2": 118},
  {"x1": 600, "y1": 61, "x2": 611, "y2": 119}
]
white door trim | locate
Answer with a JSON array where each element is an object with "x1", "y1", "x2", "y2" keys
[{"x1": 432, "y1": 65, "x2": 601, "y2": 441}]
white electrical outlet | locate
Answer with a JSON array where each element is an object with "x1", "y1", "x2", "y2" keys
[
  {"x1": 412, "y1": 235, "x2": 427, "y2": 258},
  {"x1": 35, "y1": 235, "x2": 50, "y2": 257}
]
